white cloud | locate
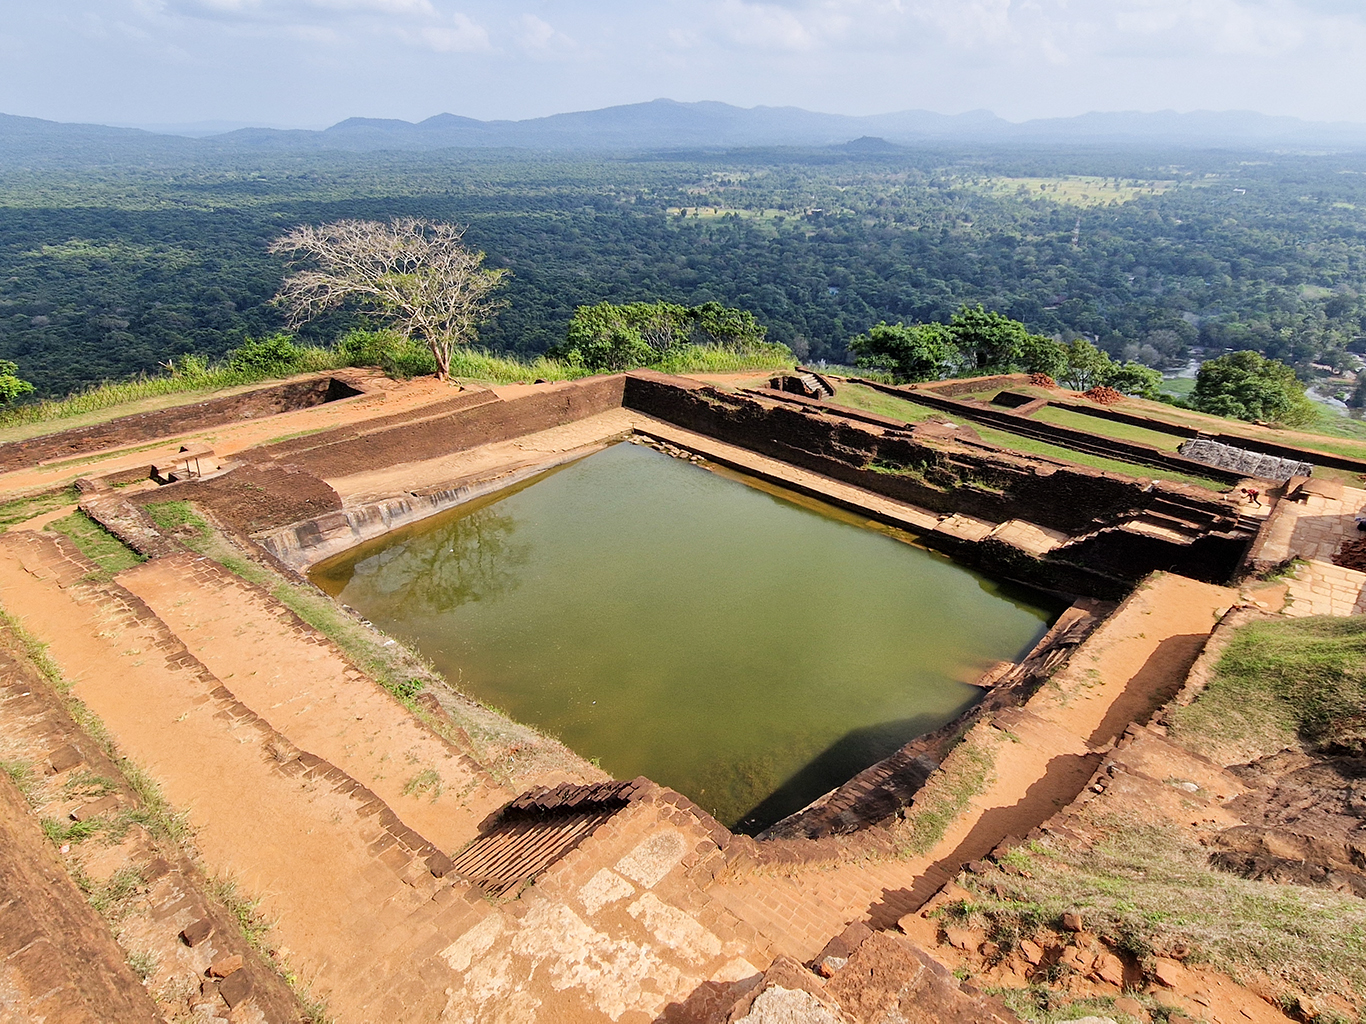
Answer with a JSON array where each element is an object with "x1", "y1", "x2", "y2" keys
[
  {"x1": 516, "y1": 13, "x2": 574, "y2": 51},
  {"x1": 407, "y1": 11, "x2": 489, "y2": 51}
]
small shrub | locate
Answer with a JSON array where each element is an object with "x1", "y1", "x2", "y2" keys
[
  {"x1": 126, "y1": 949, "x2": 159, "y2": 980},
  {"x1": 227, "y1": 334, "x2": 304, "y2": 376},
  {"x1": 381, "y1": 340, "x2": 438, "y2": 379}
]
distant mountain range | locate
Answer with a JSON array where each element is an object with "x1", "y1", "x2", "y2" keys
[{"x1": 7, "y1": 99, "x2": 1366, "y2": 161}]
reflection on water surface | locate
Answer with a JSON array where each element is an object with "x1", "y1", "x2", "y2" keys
[{"x1": 312, "y1": 442, "x2": 1059, "y2": 831}]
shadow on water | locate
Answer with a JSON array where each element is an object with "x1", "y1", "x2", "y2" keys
[
  {"x1": 731, "y1": 712, "x2": 953, "y2": 835},
  {"x1": 343, "y1": 507, "x2": 529, "y2": 613}
]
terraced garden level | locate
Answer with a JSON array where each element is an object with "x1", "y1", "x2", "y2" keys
[{"x1": 311, "y1": 441, "x2": 1058, "y2": 831}]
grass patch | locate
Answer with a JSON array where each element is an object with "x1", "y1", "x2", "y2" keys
[
  {"x1": 402, "y1": 768, "x2": 443, "y2": 801},
  {"x1": 1169, "y1": 614, "x2": 1366, "y2": 764},
  {"x1": 45, "y1": 510, "x2": 145, "y2": 578},
  {"x1": 832, "y1": 382, "x2": 1227, "y2": 489},
  {"x1": 896, "y1": 726, "x2": 998, "y2": 856},
  {"x1": 831, "y1": 381, "x2": 944, "y2": 423},
  {"x1": 0, "y1": 348, "x2": 346, "y2": 434},
  {"x1": 126, "y1": 949, "x2": 159, "y2": 981},
  {"x1": 1030, "y1": 405, "x2": 1187, "y2": 451},
  {"x1": 83, "y1": 864, "x2": 144, "y2": 918},
  {"x1": 0, "y1": 485, "x2": 79, "y2": 531},
  {"x1": 143, "y1": 499, "x2": 210, "y2": 542},
  {"x1": 0, "y1": 758, "x2": 38, "y2": 801},
  {"x1": 968, "y1": 424, "x2": 1228, "y2": 491},
  {"x1": 42, "y1": 816, "x2": 103, "y2": 845},
  {"x1": 989, "y1": 988, "x2": 1145, "y2": 1024},
  {"x1": 959, "y1": 814, "x2": 1366, "y2": 1003}
]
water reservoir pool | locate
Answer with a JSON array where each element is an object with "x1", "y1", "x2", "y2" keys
[{"x1": 311, "y1": 441, "x2": 1059, "y2": 831}]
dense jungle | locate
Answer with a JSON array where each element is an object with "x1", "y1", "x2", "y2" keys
[{"x1": 4, "y1": 139, "x2": 1366, "y2": 397}]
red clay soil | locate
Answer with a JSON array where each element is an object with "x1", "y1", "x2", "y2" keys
[
  {"x1": 1082, "y1": 385, "x2": 1126, "y2": 405},
  {"x1": 1333, "y1": 536, "x2": 1366, "y2": 571},
  {"x1": 0, "y1": 773, "x2": 164, "y2": 1024},
  {"x1": 152, "y1": 462, "x2": 342, "y2": 533}
]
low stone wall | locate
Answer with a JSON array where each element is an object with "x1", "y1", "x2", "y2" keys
[
  {"x1": 0, "y1": 372, "x2": 371, "y2": 472},
  {"x1": 259, "y1": 449, "x2": 604, "y2": 571},
  {"x1": 252, "y1": 374, "x2": 627, "y2": 480}
]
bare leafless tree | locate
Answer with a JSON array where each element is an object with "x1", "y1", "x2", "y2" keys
[{"x1": 269, "y1": 218, "x2": 509, "y2": 380}]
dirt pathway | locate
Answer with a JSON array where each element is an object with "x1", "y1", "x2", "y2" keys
[
  {"x1": 118, "y1": 552, "x2": 510, "y2": 852},
  {"x1": 0, "y1": 531, "x2": 500, "y2": 1021}
]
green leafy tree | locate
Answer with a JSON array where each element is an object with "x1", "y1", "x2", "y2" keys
[
  {"x1": 1059, "y1": 339, "x2": 1115, "y2": 390},
  {"x1": 950, "y1": 304, "x2": 1033, "y2": 372},
  {"x1": 554, "y1": 300, "x2": 769, "y2": 372},
  {"x1": 1017, "y1": 333, "x2": 1068, "y2": 379},
  {"x1": 1104, "y1": 361, "x2": 1163, "y2": 399},
  {"x1": 0, "y1": 360, "x2": 35, "y2": 405},
  {"x1": 849, "y1": 322, "x2": 959, "y2": 383},
  {"x1": 1191, "y1": 351, "x2": 1316, "y2": 426}
]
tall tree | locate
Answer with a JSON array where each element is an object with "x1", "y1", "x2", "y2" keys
[
  {"x1": 1191, "y1": 351, "x2": 1316, "y2": 426},
  {"x1": 270, "y1": 218, "x2": 508, "y2": 381},
  {"x1": 849, "y1": 322, "x2": 959, "y2": 383}
]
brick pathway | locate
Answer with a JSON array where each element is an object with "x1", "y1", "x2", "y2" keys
[
  {"x1": 1253, "y1": 484, "x2": 1366, "y2": 564},
  {"x1": 1283, "y1": 559, "x2": 1366, "y2": 617}
]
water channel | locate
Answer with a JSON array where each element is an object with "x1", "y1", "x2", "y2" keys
[{"x1": 311, "y1": 441, "x2": 1061, "y2": 831}]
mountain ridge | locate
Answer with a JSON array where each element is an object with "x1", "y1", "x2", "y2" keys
[{"x1": 6, "y1": 99, "x2": 1366, "y2": 161}]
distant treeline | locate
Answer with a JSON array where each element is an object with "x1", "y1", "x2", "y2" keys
[{"x1": 4, "y1": 145, "x2": 1366, "y2": 396}]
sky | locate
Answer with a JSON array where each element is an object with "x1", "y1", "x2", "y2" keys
[{"x1": 4, "y1": 0, "x2": 1366, "y2": 129}]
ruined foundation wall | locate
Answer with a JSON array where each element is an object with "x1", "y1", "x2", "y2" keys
[
  {"x1": 251, "y1": 374, "x2": 627, "y2": 480},
  {"x1": 0, "y1": 373, "x2": 369, "y2": 472},
  {"x1": 624, "y1": 373, "x2": 1231, "y2": 535}
]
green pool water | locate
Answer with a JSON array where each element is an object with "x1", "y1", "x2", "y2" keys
[{"x1": 311, "y1": 442, "x2": 1059, "y2": 831}]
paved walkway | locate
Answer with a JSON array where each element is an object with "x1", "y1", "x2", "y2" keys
[{"x1": 1254, "y1": 484, "x2": 1366, "y2": 564}]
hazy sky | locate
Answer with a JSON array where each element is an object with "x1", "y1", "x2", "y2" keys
[{"x1": 5, "y1": 0, "x2": 1366, "y2": 128}]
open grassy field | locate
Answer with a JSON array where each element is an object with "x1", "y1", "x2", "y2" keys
[
  {"x1": 1030, "y1": 405, "x2": 1188, "y2": 451},
  {"x1": 1169, "y1": 614, "x2": 1366, "y2": 764},
  {"x1": 967, "y1": 175, "x2": 1176, "y2": 208}
]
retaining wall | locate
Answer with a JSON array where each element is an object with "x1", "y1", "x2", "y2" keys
[
  {"x1": 251, "y1": 374, "x2": 626, "y2": 479},
  {"x1": 0, "y1": 373, "x2": 370, "y2": 472},
  {"x1": 625, "y1": 372, "x2": 1232, "y2": 535},
  {"x1": 858, "y1": 380, "x2": 1245, "y2": 485}
]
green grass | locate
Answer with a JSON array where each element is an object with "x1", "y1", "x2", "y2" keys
[
  {"x1": 895, "y1": 726, "x2": 998, "y2": 856},
  {"x1": 968, "y1": 424, "x2": 1228, "y2": 491},
  {"x1": 833, "y1": 382, "x2": 1228, "y2": 490},
  {"x1": 1158, "y1": 376, "x2": 1196, "y2": 398},
  {"x1": 0, "y1": 486, "x2": 79, "y2": 531},
  {"x1": 143, "y1": 499, "x2": 210, "y2": 542},
  {"x1": 45, "y1": 511, "x2": 145, "y2": 578},
  {"x1": 1031, "y1": 405, "x2": 1188, "y2": 451},
  {"x1": 831, "y1": 381, "x2": 944, "y2": 423},
  {"x1": 0, "y1": 758, "x2": 37, "y2": 801},
  {"x1": 1169, "y1": 615, "x2": 1366, "y2": 764},
  {"x1": 0, "y1": 348, "x2": 346, "y2": 434},
  {"x1": 0, "y1": 338, "x2": 795, "y2": 442},
  {"x1": 954, "y1": 814, "x2": 1366, "y2": 1004}
]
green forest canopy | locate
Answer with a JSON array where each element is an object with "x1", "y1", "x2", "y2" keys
[{"x1": 4, "y1": 145, "x2": 1366, "y2": 396}]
